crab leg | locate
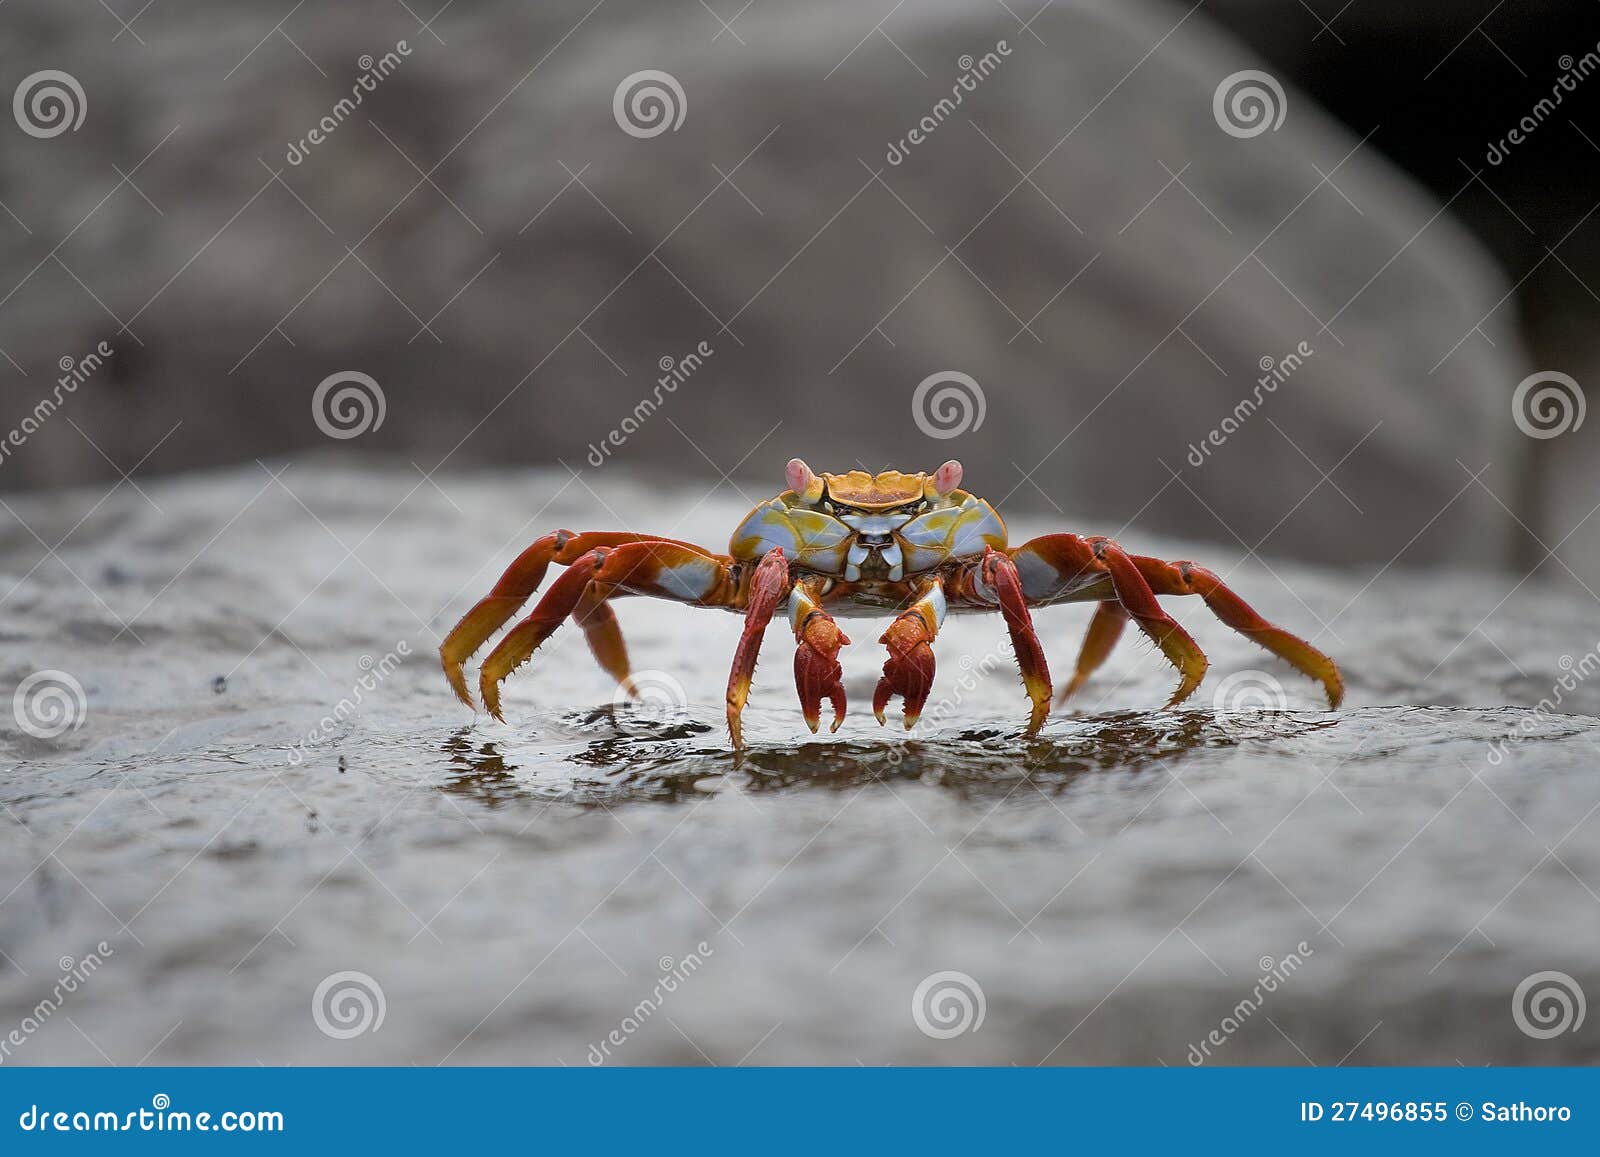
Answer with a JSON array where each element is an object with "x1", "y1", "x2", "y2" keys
[
  {"x1": 1126, "y1": 556, "x2": 1344, "y2": 708},
  {"x1": 790, "y1": 580, "x2": 850, "y2": 734},
  {"x1": 981, "y1": 547, "x2": 1052, "y2": 735},
  {"x1": 726, "y1": 548, "x2": 791, "y2": 747},
  {"x1": 873, "y1": 578, "x2": 944, "y2": 729},
  {"x1": 1006, "y1": 534, "x2": 1207, "y2": 708},
  {"x1": 1057, "y1": 600, "x2": 1129, "y2": 706},
  {"x1": 574, "y1": 582, "x2": 635, "y2": 696},
  {"x1": 477, "y1": 540, "x2": 735, "y2": 721},
  {"x1": 440, "y1": 530, "x2": 706, "y2": 708}
]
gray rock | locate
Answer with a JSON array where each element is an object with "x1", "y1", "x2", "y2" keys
[{"x1": 1, "y1": 0, "x2": 1526, "y2": 565}]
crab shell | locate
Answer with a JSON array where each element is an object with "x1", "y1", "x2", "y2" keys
[{"x1": 729, "y1": 460, "x2": 1007, "y2": 581}]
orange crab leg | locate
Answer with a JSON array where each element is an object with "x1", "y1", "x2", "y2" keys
[
  {"x1": 981, "y1": 547, "x2": 1052, "y2": 735},
  {"x1": 1057, "y1": 600, "x2": 1128, "y2": 706},
  {"x1": 1004, "y1": 534, "x2": 1207, "y2": 707},
  {"x1": 790, "y1": 580, "x2": 850, "y2": 734},
  {"x1": 440, "y1": 530, "x2": 706, "y2": 707},
  {"x1": 1007, "y1": 533, "x2": 1340, "y2": 709},
  {"x1": 478, "y1": 540, "x2": 735, "y2": 721},
  {"x1": 574, "y1": 582, "x2": 634, "y2": 696},
  {"x1": 1127, "y1": 556, "x2": 1344, "y2": 708},
  {"x1": 727, "y1": 548, "x2": 791, "y2": 747},
  {"x1": 873, "y1": 579, "x2": 942, "y2": 730}
]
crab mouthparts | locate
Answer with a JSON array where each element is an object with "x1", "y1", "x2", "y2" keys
[{"x1": 846, "y1": 538, "x2": 904, "y2": 582}]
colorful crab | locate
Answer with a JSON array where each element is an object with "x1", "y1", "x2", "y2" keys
[{"x1": 440, "y1": 459, "x2": 1343, "y2": 746}]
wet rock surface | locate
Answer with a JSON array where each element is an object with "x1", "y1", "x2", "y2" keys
[{"x1": 2, "y1": 464, "x2": 1597, "y2": 1065}]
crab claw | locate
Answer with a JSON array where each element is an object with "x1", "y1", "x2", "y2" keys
[
  {"x1": 874, "y1": 612, "x2": 936, "y2": 729},
  {"x1": 794, "y1": 612, "x2": 850, "y2": 733}
]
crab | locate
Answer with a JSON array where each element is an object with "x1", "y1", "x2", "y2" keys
[{"x1": 439, "y1": 459, "x2": 1343, "y2": 746}]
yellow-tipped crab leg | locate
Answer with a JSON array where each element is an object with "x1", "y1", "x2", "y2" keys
[
  {"x1": 477, "y1": 539, "x2": 735, "y2": 722},
  {"x1": 1058, "y1": 601, "x2": 1128, "y2": 705},
  {"x1": 440, "y1": 529, "x2": 707, "y2": 708},
  {"x1": 1006, "y1": 534, "x2": 1341, "y2": 709},
  {"x1": 980, "y1": 547, "x2": 1052, "y2": 734},
  {"x1": 1126, "y1": 554, "x2": 1344, "y2": 708}
]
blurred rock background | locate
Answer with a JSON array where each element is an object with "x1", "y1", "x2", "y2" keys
[{"x1": 2, "y1": 0, "x2": 1598, "y2": 575}]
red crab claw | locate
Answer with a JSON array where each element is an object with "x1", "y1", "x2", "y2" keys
[
  {"x1": 794, "y1": 612, "x2": 850, "y2": 733},
  {"x1": 874, "y1": 612, "x2": 936, "y2": 729}
]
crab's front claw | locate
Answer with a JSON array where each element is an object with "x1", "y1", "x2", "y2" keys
[
  {"x1": 874, "y1": 613, "x2": 936, "y2": 729},
  {"x1": 794, "y1": 613, "x2": 850, "y2": 733}
]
